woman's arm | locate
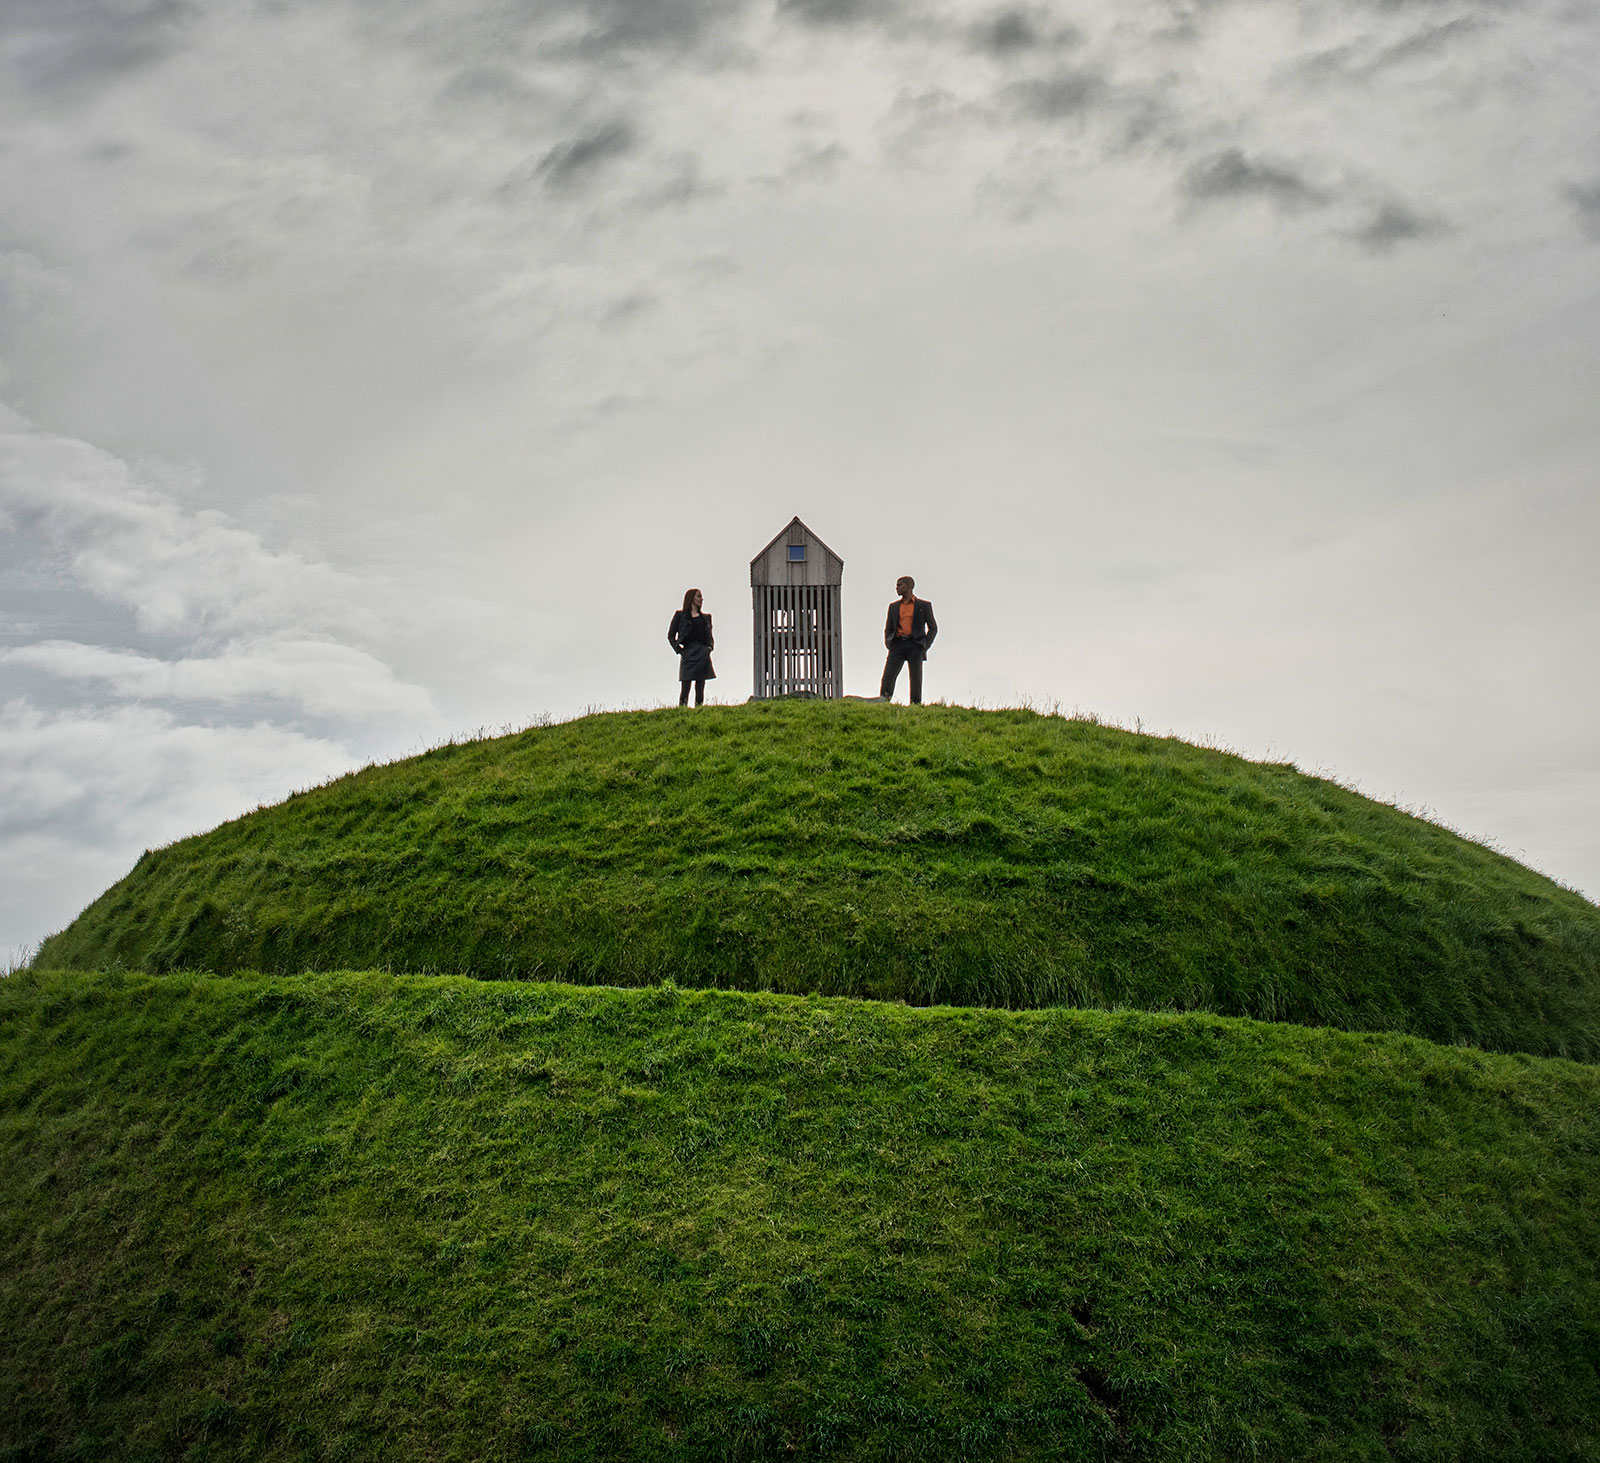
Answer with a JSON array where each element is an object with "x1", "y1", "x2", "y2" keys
[{"x1": 667, "y1": 612, "x2": 684, "y2": 654}]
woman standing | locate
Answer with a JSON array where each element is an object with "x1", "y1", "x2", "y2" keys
[{"x1": 668, "y1": 588, "x2": 716, "y2": 706}]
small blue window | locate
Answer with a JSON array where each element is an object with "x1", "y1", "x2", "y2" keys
[{"x1": 787, "y1": 544, "x2": 806, "y2": 561}]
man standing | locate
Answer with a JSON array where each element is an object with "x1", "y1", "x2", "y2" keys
[{"x1": 880, "y1": 575, "x2": 938, "y2": 704}]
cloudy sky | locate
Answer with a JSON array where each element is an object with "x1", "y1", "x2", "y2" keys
[{"x1": 2, "y1": 0, "x2": 1598, "y2": 956}]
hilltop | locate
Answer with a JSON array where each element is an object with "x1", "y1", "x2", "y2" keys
[
  {"x1": 38, "y1": 701, "x2": 1600, "y2": 1059},
  {"x1": 3, "y1": 970, "x2": 1598, "y2": 1462}
]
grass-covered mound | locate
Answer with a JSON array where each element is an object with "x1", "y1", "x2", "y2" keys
[
  {"x1": 39, "y1": 702, "x2": 1600, "y2": 1059},
  {"x1": 2, "y1": 969, "x2": 1597, "y2": 1462}
]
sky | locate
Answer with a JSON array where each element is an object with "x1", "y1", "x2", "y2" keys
[{"x1": 2, "y1": 0, "x2": 1598, "y2": 958}]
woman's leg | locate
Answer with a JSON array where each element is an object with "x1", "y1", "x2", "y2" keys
[
  {"x1": 679, "y1": 680, "x2": 690, "y2": 706},
  {"x1": 694, "y1": 678, "x2": 706, "y2": 706}
]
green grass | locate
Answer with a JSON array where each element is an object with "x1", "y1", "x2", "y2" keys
[
  {"x1": 36, "y1": 702, "x2": 1600, "y2": 1059},
  {"x1": 2, "y1": 968, "x2": 1597, "y2": 1462}
]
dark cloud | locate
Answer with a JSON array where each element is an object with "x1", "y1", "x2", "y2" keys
[
  {"x1": 760, "y1": 141, "x2": 848, "y2": 189},
  {"x1": 969, "y1": 7, "x2": 1082, "y2": 58},
  {"x1": 1005, "y1": 69, "x2": 1110, "y2": 120},
  {"x1": 596, "y1": 290, "x2": 656, "y2": 328},
  {"x1": 534, "y1": 121, "x2": 637, "y2": 189},
  {"x1": 498, "y1": 125, "x2": 707, "y2": 212},
  {"x1": 1568, "y1": 183, "x2": 1600, "y2": 242},
  {"x1": 559, "y1": 0, "x2": 745, "y2": 54},
  {"x1": 972, "y1": 9, "x2": 1041, "y2": 54},
  {"x1": 1, "y1": 0, "x2": 192, "y2": 96},
  {"x1": 1348, "y1": 202, "x2": 1449, "y2": 251},
  {"x1": 1370, "y1": 0, "x2": 1496, "y2": 11},
  {"x1": 1381, "y1": 16, "x2": 1480, "y2": 63},
  {"x1": 788, "y1": 141, "x2": 848, "y2": 181},
  {"x1": 1181, "y1": 149, "x2": 1329, "y2": 212},
  {"x1": 777, "y1": 0, "x2": 888, "y2": 26},
  {"x1": 1299, "y1": 16, "x2": 1482, "y2": 83},
  {"x1": 368, "y1": 0, "x2": 749, "y2": 73},
  {"x1": 437, "y1": 65, "x2": 539, "y2": 107},
  {"x1": 633, "y1": 155, "x2": 712, "y2": 210}
]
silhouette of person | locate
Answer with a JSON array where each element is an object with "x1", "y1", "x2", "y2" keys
[
  {"x1": 668, "y1": 588, "x2": 716, "y2": 707},
  {"x1": 880, "y1": 575, "x2": 937, "y2": 704}
]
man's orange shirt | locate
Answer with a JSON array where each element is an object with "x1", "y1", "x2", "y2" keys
[{"x1": 898, "y1": 600, "x2": 915, "y2": 636}]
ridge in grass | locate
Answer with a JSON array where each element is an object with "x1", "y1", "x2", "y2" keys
[
  {"x1": 36, "y1": 700, "x2": 1600, "y2": 1060},
  {"x1": 2, "y1": 970, "x2": 1598, "y2": 1462}
]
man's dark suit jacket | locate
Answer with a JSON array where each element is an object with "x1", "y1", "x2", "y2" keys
[{"x1": 884, "y1": 597, "x2": 938, "y2": 653}]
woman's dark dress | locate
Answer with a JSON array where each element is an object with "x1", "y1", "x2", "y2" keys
[{"x1": 668, "y1": 610, "x2": 716, "y2": 683}]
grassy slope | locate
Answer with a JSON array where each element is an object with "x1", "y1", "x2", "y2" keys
[
  {"x1": 37, "y1": 703, "x2": 1600, "y2": 1060},
  {"x1": 2, "y1": 970, "x2": 1598, "y2": 1462}
]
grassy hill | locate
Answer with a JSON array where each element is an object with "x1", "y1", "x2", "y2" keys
[
  {"x1": 3, "y1": 969, "x2": 1598, "y2": 1462},
  {"x1": 36, "y1": 702, "x2": 1600, "y2": 1059}
]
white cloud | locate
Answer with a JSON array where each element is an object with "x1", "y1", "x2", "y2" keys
[
  {"x1": 0, "y1": 700, "x2": 350, "y2": 846},
  {"x1": 0, "y1": 699, "x2": 358, "y2": 955},
  {"x1": 0, "y1": 405, "x2": 376, "y2": 639},
  {"x1": 0, "y1": 405, "x2": 439, "y2": 723},
  {"x1": 0, "y1": 637, "x2": 435, "y2": 721},
  {"x1": 0, "y1": 407, "x2": 444, "y2": 952}
]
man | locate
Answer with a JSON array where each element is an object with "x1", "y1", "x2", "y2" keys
[{"x1": 880, "y1": 575, "x2": 938, "y2": 704}]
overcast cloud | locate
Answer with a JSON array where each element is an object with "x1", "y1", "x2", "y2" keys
[{"x1": 2, "y1": 0, "x2": 1598, "y2": 957}]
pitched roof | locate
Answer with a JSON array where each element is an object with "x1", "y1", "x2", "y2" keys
[{"x1": 749, "y1": 515, "x2": 843, "y2": 569}]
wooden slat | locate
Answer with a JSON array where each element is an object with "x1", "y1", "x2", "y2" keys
[
  {"x1": 834, "y1": 586, "x2": 844, "y2": 697},
  {"x1": 802, "y1": 586, "x2": 811, "y2": 693},
  {"x1": 782, "y1": 584, "x2": 792, "y2": 694}
]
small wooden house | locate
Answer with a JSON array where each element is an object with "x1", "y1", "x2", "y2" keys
[{"x1": 750, "y1": 517, "x2": 844, "y2": 698}]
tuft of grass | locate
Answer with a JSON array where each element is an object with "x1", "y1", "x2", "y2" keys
[
  {"x1": 36, "y1": 701, "x2": 1600, "y2": 1058},
  {"x1": 1, "y1": 968, "x2": 1597, "y2": 1461}
]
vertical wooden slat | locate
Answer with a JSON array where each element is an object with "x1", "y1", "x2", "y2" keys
[
  {"x1": 833, "y1": 586, "x2": 841, "y2": 696},
  {"x1": 753, "y1": 586, "x2": 762, "y2": 700},
  {"x1": 815, "y1": 588, "x2": 823, "y2": 694},
  {"x1": 806, "y1": 586, "x2": 815, "y2": 694},
  {"x1": 831, "y1": 586, "x2": 842, "y2": 697},
  {"x1": 821, "y1": 586, "x2": 829, "y2": 696},
  {"x1": 815, "y1": 586, "x2": 823, "y2": 696},
  {"x1": 810, "y1": 588, "x2": 818, "y2": 693},
  {"x1": 802, "y1": 585, "x2": 808, "y2": 693},
  {"x1": 816, "y1": 585, "x2": 823, "y2": 697},
  {"x1": 827, "y1": 587, "x2": 834, "y2": 693},
  {"x1": 823, "y1": 586, "x2": 831, "y2": 697},
  {"x1": 802, "y1": 586, "x2": 811, "y2": 693}
]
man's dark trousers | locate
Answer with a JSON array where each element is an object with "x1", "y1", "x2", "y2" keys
[{"x1": 881, "y1": 638, "x2": 923, "y2": 704}]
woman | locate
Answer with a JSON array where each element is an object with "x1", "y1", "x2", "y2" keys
[{"x1": 667, "y1": 588, "x2": 716, "y2": 707}]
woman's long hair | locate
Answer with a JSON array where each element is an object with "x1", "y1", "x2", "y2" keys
[{"x1": 681, "y1": 588, "x2": 702, "y2": 615}]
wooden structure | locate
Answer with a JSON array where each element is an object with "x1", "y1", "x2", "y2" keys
[{"x1": 750, "y1": 517, "x2": 844, "y2": 699}]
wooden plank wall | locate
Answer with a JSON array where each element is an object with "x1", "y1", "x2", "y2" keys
[{"x1": 751, "y1": 584, "x2": 843, "y2": 698}]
